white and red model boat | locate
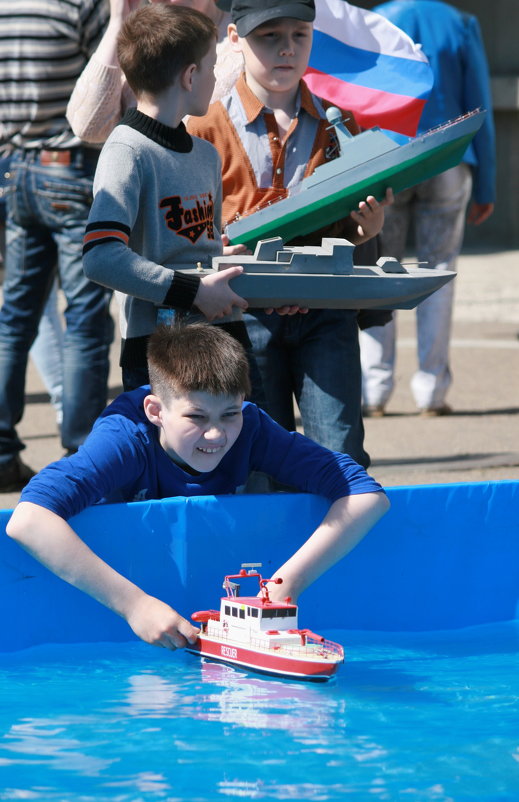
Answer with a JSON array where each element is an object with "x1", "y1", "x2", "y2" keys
[{"x1": 187, "y1": 564, "x2": 344, "y2": 681}]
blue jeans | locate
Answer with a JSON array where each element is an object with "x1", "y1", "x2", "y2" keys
[
  {"x1": 245, "y1": 309, "x2": 369, "y2": 467},
  {"x1": 0, "y1": 148, "x2": 112, "y2": 463}
]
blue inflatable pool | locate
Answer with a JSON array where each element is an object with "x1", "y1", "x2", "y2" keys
[{"x1": 2, "y1": 480, "x2": 518, "y2": 651}]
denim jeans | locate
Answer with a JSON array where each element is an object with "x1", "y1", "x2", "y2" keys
[
  {"x1": 29, "y1": 279, "x2": 64, "y2": 424},
  {"x1": 360, "y1": 164, "x2": 473, "y2": 409},
  {"x1": 244, "y1": 308, "x2": 369, "y2": 467},
  {"x1": 1, "y1": 154, "x2": 64, "y2": 424},
  {"x1": 0, "y1": 147, "x2": 112, "y2": 463}
]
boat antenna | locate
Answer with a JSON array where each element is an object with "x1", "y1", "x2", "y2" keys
[{"x1": 325, "y1": 106, "x2": 354, "y2": 156}]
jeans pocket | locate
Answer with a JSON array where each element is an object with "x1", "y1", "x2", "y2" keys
[{"x1": 37, "y1": 175, "x2": 94, "y2": 226}]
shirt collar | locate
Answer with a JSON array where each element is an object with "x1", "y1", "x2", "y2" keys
[
  {"x1": 235, "y1": 73, "x2": 323, "y2": 124},
  {"x1": 118, "y1": 108, "x2": 193, "y2": 152}
]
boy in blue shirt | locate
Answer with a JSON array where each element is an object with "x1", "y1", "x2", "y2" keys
[{"x1": 7, "y1": 323, "x2": 389, "y2": 651}]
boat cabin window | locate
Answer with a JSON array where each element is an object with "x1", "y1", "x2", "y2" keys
[
  {"x1": 239, "y1": 609, "x2": 245, "y2": 619},
  {"x1": 224, "y1": 605, "x2": 230, "y2": 616},
  {"x1": 231, "y1": 607, "x2": 238, "y2": 617},
  {"x1": 251, "y1": 608, "x2": 259, "y2": 618},
  {"x1": 262, "y1": 607, "x2": 296, "y2": 619}
]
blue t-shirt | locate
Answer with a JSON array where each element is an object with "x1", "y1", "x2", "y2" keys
[{"x1": 21, "y1": 388, "x2": 384, "y2": 519}]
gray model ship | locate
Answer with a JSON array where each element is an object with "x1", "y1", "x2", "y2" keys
[
  {"x1": 226, "y1": 108, "x2": 486, "y2": 249},
  {"x1": 209, "y1": 237, "x2": 455, "y2": 310}
]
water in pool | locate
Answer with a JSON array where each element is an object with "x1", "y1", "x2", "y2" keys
[{"x1": 0, "y1": 622, "x2": 517, "y2": 801}]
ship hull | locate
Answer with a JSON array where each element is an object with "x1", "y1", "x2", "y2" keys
[
  {"x1": 225, "y1": 268, "x2": 455, "y2": 310},
  {"x1": 187, "y1": 636, "x2": 342, "y2": 681}
]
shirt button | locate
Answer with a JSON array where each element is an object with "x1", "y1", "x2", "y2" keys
[{"x1": 276, "y1": 168, "x2": 282, "y2": 175}]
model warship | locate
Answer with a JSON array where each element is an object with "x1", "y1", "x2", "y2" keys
[
  {"x1": 225, "y1": 107, "x2": 486, "y2": 249},
  {"x1": 209, "y1": 236, "x2": 455, "y2": 310}
]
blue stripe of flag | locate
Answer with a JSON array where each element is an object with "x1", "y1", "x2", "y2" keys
[{"x1": 310, "y1": 30, "x2": 433, "y2": 100}]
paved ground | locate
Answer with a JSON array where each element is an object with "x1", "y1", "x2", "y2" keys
[{"x1": 1, "y1": 248, "x2": 518, "y2": 509}]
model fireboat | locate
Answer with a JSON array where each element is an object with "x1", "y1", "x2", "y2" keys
[{"x1": 187, "y1": 564, "x2": 344, "y2": 681}]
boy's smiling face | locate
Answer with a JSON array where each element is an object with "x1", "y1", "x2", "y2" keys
[
  {"x1": 230, "y1": 18, "x2": 313, "y2": 100},
  {"x1": 144, "y1": 389, "x2": 244, "y2": 473}
]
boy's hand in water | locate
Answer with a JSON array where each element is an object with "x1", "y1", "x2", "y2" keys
[{"x1": 127, "y1": 594, "x2": 200, "y2": 650}]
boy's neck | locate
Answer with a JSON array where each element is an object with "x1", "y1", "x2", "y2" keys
[
  {"x1": 136, "y1": 92, "x2": 186, "y2": 130},
  {"x1": 244, "y1": 70, "x2": 300, "y2": 120}
]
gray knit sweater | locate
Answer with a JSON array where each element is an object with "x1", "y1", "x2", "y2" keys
[{"x1": 83, "y1": 109, "x2": 223, "y2": 364}]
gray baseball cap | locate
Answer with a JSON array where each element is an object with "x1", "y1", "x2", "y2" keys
[{"x1": 231, "y1": 0, "x2": 315, "y2": 37}]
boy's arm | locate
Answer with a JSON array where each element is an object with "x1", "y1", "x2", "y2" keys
[
  {"x1": 83, "y1": 144, "x2": 248, "y2": 320},
  {"x1": 6, "y1": 503, "x2": 199, "y2": 650},
  {"x1": 264, "y1": 491, "x2": 390, "y2": 603}
]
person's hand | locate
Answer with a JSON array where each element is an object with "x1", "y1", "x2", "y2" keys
[
  {"x1": 466, "y1": 201, "x2": 494, "y2": 226},
  {"x1": 126, "y1": 594, "x2": 200, "y2": 650},
  {"x1": 265, "y1": 305, "x2": 309, "y2": 315},
  {"x1": 194, "y1": 265, "x2": 248, "y2": 320},
  {"x1": 221, "y1": 233, "x2": 252, "y2": 257},
  {"x1": 350, "y1": 187, "x2": 394, "y2": 241}
]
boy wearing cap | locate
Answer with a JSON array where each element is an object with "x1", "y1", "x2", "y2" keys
[{"x1": 188, "y1": 0, "x2": 392, "y2": 468}]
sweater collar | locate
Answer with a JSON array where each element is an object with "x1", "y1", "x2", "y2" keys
[
  {"x1": 119, "y1": 108, "x2": 193, "y2": 152},
  {"x1": 235, "y1": 73, "x2": 322, "y2": 124}
]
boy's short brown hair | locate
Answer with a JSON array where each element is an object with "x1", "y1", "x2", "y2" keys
[
  {"x1": 117, "y1": 5, "x2": 217, "y2": 97},
  {"x1": 147, "y1": 323, "x2": 251, "y2": 403}
]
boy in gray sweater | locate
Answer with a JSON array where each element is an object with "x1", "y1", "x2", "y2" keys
[{"x1": 83, "y1": 4, "x2": 248, "y2": 390}]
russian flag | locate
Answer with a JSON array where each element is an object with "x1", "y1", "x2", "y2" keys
[{"x1": 305, "y1": 0, "x2": 433, "y2": 136}]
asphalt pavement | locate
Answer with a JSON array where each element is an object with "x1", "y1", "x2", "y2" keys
[{"x1": 1, "y1": 248, "x2": 518, "y2": 510}]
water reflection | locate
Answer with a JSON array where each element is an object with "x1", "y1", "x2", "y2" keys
[
  {"x1": 117, "y1": 658, "x2": 348, "y2": 735},
  {"x1": 192, "y1": 660, "x2": 345, "y2": 733}
]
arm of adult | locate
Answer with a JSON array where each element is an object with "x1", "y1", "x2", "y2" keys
[
  {"x1": 66, "y1": 0, "x2": 138, "y2": 142},
  {"x1": 6, "y1": 502, "x2": 199, "y2": 650},
  {"x1": 463, "y1": 15, "x2": 496, "y2": 206},
  {"x1": 264, "y1": 492, "x2": 390, "y2": 603}
]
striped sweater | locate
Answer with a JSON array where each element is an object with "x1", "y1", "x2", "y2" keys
[{"x1": 0, "y1": 0, "x2": 108, "y2": 151}]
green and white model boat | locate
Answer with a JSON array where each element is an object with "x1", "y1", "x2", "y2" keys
[{"x1": 225, "y1": 108, "x2": 486, "y2": 250}]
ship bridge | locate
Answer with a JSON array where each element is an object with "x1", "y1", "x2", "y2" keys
[{"x1": 220, "y1": 596, "x2": 298, "y2": 633}]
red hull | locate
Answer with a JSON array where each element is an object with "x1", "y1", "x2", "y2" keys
[{"x1": 187, "y1": 635, "x2": 341, "y2": 681}]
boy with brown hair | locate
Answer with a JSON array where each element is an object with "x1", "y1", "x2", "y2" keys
[
  {"x1": 7, "y1": 323, "x2": 389, "y2": 651},
  {"x1": 82, "y1": 4, "x2": 249, "y2": 391},
  {"x1": 188, "y1": 0, "x2": 393, "y2": 467}
]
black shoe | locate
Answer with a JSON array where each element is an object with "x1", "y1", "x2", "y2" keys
[{"x1": 0, "y1": 456, "x2": 36, "y2": 492}]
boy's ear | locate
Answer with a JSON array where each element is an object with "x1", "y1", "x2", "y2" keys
[
  {"x1": 180, "y1": 62, "x2": 197, "y2": 92},
  {"x1": 143, "y1": 394, "x2": 164, "y2": 427},
  {"x1": 227, "y1": 23, "x2": 243, "y2": 53}
]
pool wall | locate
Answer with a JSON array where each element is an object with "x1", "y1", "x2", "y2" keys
[{"x1": 1, "y1": 481, "x2": 518, "y2": 653}]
